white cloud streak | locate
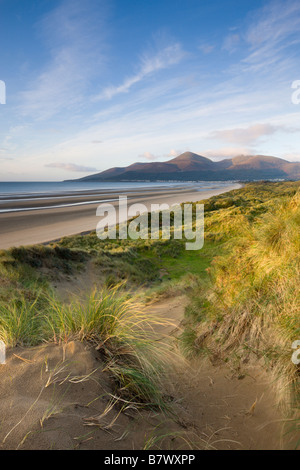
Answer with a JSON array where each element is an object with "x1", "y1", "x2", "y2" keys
[
  {"x1": 222, "y1": 33, "x2": 240, "y2": 53},
  {"x1": 95, "y1": 43, "x2": 186, "y2": 100},
  {"x1": 138, "y1": 152, "x2": 160, "y2": 161},
  {"x1": 18, "y1": 0, "x2": 107, "y2": 119},
  {"x1": 4, "y1": 0, "x2": 300, "y2": 179},
  {"x1": 210, "y1": 123, "x2": 299, "y2": 145},
  {"x1": 242, "y1": 0, "x2": 300, "y2": 73},
  {"x1": 202, "y1": 147, "x2": 256, "y2": 160},
  {"x1": 45, "y1": 162, "x2": 99, "y2": 172}
]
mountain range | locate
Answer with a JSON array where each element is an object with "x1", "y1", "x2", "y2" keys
[{"x1": 70, "y1": 152, "x2": 300, "y2": 182}]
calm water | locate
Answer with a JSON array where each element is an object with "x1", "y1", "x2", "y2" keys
[
  {"x1": 0, "y1": 180, "x2": 232, "y2": 197},
  {"x1": 0, "y1": 180, "x2": 235, "y2": 213}
]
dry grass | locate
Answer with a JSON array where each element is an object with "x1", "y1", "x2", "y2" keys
[{"x1": 182, "y1": 187, "x2": 300, "y2": 417}]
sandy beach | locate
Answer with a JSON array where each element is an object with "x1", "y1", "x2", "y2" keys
[{"x1": 0, "y1": 183, "x2": 241, "y2": 249}]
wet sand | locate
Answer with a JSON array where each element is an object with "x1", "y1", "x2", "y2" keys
[{"x1": 0, "y1": 183, "x2": 241, "y2": 249}]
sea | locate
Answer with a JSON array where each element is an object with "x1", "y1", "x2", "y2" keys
[
  {"x1": 0, "y1": 180, "x2": 233, "y2": 195},
  {"x1": 0, "y1": 180, "x2": 234, "y2": 213}
]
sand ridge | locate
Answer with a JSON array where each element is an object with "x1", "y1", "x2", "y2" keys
[{"x1": 0, "y1": 295, "x2": 287, "y2": 450}]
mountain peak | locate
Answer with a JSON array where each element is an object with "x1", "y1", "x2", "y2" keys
[
  {"x1": 168, "y1": 152, "x2": 213, "y2": 170},
  {"x1": 169, "y1": 151, "x2": 211, "y2": 163},
  {"x1": 230, "y1": 154, "x2": 290, "y2": 170},
  {"x1": 72, "y1": 151, "x2": 300, "y2": 182}
]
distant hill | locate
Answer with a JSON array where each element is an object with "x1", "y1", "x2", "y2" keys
[{"x1": 67, "y1": 151, "x2": 300, "y2": 182}]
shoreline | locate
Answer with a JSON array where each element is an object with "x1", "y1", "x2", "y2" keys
[{"x1": 0, "y1": 183, "x2": 241, "y2": 250}]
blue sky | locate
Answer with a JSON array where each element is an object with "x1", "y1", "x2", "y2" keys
[{"x1": 1, "y1": 0, "x2": 300, "y2": 181}]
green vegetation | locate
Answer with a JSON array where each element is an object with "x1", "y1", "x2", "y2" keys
[
  {"x1": 0, "y1": 246, "x2": 172, "y2": 408},
  {"x1": 0, "y1": 285, "x2": 171, "y2": 410},
  {"x1": 180, "y1": 181, "x2": 300, "y2": 413},
  {"x1": 57, "y1": 233, "x2": 185, "y2": 284},
  {"x1": 0, "y1": 180, "x2": 299, "y2": 419}
]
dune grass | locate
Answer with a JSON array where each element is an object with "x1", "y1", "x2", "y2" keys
[
  {"x1": 0, "y1": 180, "x2": 299, "y2": 420},
  {"x1": 0, "y1": 295, "x2": 45, "y2": 347},
  {"x1": 46, "y1": 285, "x2": 174, "y2": 408},
  {"x1": 180, "y1": 183, "x2": 300, "y2": 416},
  {"x1": 0, "y1": 227, "x2": 183, "y2": 409},
  {"x1": 0, "y1": 280, "x2": 173, "y2": 409}
]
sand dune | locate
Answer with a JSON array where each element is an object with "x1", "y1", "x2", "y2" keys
[{"x1": 0, "y1": 296, "x2": 284, "y2": 450}]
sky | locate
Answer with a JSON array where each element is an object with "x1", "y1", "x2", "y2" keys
[{"x1": 1, "y1": 0, "x2": 300, "y2": 181}]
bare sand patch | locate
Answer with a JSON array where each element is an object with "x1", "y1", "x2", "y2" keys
[{"x1": 0, "y1": 294, "x2": 289, "y2": 450}]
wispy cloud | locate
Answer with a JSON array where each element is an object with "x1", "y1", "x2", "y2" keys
[
  {"x1": 283, "y1": 152, "x2": 300, "y2": 161},
  {"x1": 242, "y1": 0, "x2": 300, "y2": 73},
  {"x1": 202, "y1": 147, "x2": 256, "y2": 160},
  {"x1": 210, "y1": 123, "x2": 299, "y2": 146},
  {"x1": 245, "y1": 0, "x2": 300, "y2": 49},
  {"x1": 166, "y1": 149, "x2": 182, "y2": 157},
  {"x1": 4, "y1": 0, "x2": 300, "y2": 180},
  {"x1": 0, "y1": 155, "x2": 14, "y2": 160},
  {"x1": 138, "y1": 152, "x2": 160, "y2": 161},
  {"x1": 198, "y1": 43, "x2": 215, "y2": 54},
  {"x1": 222, "y1": 33, "x2": 240, "y2": 53},
  {"x1": 45, "y1": 162, "x2": 99, "y2": 172},
  {"x1": 95, "y1": 43, "x2": 186, "y2": 100},
  {"x1": 18, "y1": 0, "x2": 107, "y2": 119},
  {"x1": 138, "y1": 149, "x2": 183, "y2": 161}
]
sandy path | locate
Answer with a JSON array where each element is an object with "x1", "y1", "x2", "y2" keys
[
  {"x1": 0, "y1": 184, "x2": 241, "y2": 249},
  {"x1": 144, "y1": 296, "x2": 286, "y2": 450},
  {"x1": 0, "y1": 294, "x2": 289, "y2": 450},
  {"x1": 48, "y1": 265, "x2": 288, "y2": 450}
]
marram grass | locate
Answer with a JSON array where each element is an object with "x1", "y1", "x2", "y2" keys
[
  {"x1": 1, "y1": 180, "x2": 300, "y2": 418},
  {"x1": 0, "y1": 284, "x2": 175, "y2": 409},
  {"x1": 181, "y1": 187, "x2": 300, "y2": 413}
]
